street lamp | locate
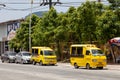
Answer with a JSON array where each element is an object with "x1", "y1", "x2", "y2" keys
[{"x1": 29, "y1": 0, "x2": 33, "y2": 52}]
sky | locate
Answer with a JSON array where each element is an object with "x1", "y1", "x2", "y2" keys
[{"x1": 0, "y1": 0, "x2": 109, "y2": 23}]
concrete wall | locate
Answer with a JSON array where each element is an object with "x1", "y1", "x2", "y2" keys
[
  {"x1": 0, "y1": 19, "x2": 23, "y2": 54},
  {"x1": 0, "y1": 23, "x2": 7, "y2": 41}
]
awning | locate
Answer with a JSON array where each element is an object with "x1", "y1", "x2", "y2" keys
[{"x1": 109, "y1": 37, "x2": 120, "y2": 44}]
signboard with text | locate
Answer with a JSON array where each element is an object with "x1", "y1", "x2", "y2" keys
[{"x1": 7, "y1": 22, "x2": 20, "y2": 40}]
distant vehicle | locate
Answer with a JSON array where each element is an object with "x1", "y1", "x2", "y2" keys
[
  {"x1": 31, "y1": 47, "x2": 57, "y2": 65},
  {"x1": 1, "y1": 51, "x2": 17, "y2": 63},
  {"x1": 70, "y1": 44, "x2": 107, "y2": 69},
  {"x1": 116, "y1": 56, "x2": 120, "y2": 63},
  {"x1": 15, "y1": 51, "x2": 31, "y2": 64}
]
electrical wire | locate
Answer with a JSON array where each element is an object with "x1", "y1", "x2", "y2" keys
[
  {"x1": 3, "y1": 6, "x2": 41, "y2": 11},
  {"x1": 1, "y1": 0, "x2": 109, "y2": 11}
]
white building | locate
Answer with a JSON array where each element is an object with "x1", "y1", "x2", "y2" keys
[{"x1": 0, "y1": 19, "x2": 23, "y2": 55}]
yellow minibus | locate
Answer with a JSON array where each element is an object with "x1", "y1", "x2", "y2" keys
[{"x1": 70, "y1": 44, "x2": 107, "y2": 69}]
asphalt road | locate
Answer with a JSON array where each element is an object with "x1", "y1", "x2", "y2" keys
[{"x1": 0, "y1": 62, "x2": 120, "y2": 80}]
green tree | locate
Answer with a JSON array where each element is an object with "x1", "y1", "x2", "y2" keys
[
  {"x1": 9, "y1": 14, "x2": 40, "y2": 50},
  {"x1": 107, "y1": 0, "x2": 120, "y2": 9},
  {"x1": 96, "y1": 10, "x2": 120, "y2": 44},
  {"x1": 32, "y1": 7, "x2": 58, "y2": 46},
  {"x1": 77, "y1": 1, "x2": 100, "y2": 43}
]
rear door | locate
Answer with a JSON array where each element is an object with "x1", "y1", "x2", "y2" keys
[
  {"x1": 85, "y1": 49, "x2": 91, "y2": 65},
  {"x1": 76, "y1": 47, "x2": 84, "y2": 66},
  {"x1": 70, "y1": 47, "x2": 76, "y2": 65},
  {"x1": 34, "y1": 49, "x2": 39, "y2": 62}
]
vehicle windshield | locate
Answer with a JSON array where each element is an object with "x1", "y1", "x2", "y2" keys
[
  {"x1": 44, "y1": 50, "x2": 55, "y2": 56},
  {"x1": 91, "y1": 49, "x2": 104, "y2": 56},
  {"x1": 22, "y1": 53, "x2": 31, "y2": 56},
  {"x1": 9, "y1": 53, "x2": 16, "y2": 56}
]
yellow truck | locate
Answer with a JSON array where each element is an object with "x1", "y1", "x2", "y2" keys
[
  {"x1": 31, "y1": 47, "x2": 57, "y2": 65},
  {"x1": 70, "y1": 44, "x2": 107, "y2": 69}
]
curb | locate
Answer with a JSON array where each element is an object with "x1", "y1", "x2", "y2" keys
[{"x1": 58, "y1": 63, "x2": 120, "y2": 70}]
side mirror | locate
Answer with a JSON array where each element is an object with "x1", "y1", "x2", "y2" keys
[{"x1": 86, "y1": 51, "x2": 90, "y2": 55}]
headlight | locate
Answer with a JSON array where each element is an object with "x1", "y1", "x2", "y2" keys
[{"x1": 92, "y1": 59, "x2": 97, "y2": 62}]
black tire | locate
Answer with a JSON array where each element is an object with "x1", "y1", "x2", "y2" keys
[
  {"x1": 1, "y1": 60, "x2": 4, "y2": 63},
  {"x1": 51, "y1": 64, "x2": 55, "y2": 66},
  {"x1": 97, "y1": 67, "x2": 103, "y2": 69},
  {"x1": 74, "y1": 63, "x2": 79, "y2": 69},
  {"x1": 39, "y1": 61, "x2": 43, "y2": 66},
  {"x1": 20, "y1": 59, "x2": 24, "y2": 64},
  {"x1": 118, "y1": 60, "x2": 120, "y2": 63},
  {"x1": 7, "y1": 59, "x2": 10, "y2": 63},
  {"x1": 32, "y1": 60, "x2": 36, "y2": 65},
  {"x1": 86, "y1": 63, "x2": 91, "y2": 69},
  {"x1": 15, "y1": 60, "x2": 18, "y2": 64}
]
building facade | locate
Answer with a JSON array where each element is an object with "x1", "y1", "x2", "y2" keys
[{"x1": 0, "y1": 19, "x2": 23, "y2": 55}]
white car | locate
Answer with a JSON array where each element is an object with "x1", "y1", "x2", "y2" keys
[{"x1": 15, "y1": 51, "x2": 31, "y2": 64}]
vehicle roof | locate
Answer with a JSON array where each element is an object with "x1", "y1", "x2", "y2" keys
[
  {"x1": 19, "y1": 51, "x2": 31, "y2": 53},
  {"x1": 32, "y1": 47, "x2": 52, "y2": 50},
  {"x1": 71, "y1": 44, "x2": 100, "y2": 50},
  {"x1": 5, "y1": 51, "x2": 16, "y2": 54},
  {"x1": 71, "y1": 44, "x2": 96, "y2": 47}
]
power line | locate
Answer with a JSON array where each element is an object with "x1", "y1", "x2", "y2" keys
[
  {"x1": 3, "y1": 6, "x2": 48, "y2": 11},
  {"x1": 1, "y1": 0, "x2": 109, "y2": 11}
]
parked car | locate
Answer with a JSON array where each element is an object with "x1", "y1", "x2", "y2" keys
[
  {"x1": 116, "y1": 56, "x2": 120, "y2": 63},
  {"x1": 15, "y1": 51, "x2": 32, "y2": 64},
  {"x1": 1, "y1": 51, "x2": 17, "y2": 63}
]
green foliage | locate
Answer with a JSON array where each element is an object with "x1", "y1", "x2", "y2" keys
[
  {"x1": 9, "y1": 14, "x2": 40, "y2": 50},
  {"x1": 9, "y1": 1, "x2": 120, "y2": 60},
  {"x1": 96, "y1": 10, "x2": 120, "y2": 43},
  {"x1": 107, "y1": 0, "x2": 120, "y2": 9}
]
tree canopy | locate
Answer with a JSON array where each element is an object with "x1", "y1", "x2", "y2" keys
[{"x1": 9, "y1": 1, "x2": 120, "y2": 60}]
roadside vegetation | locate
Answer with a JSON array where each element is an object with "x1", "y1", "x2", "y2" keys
[{"x1": 9, "y1": 1, "x2": 120, "y2": 61}]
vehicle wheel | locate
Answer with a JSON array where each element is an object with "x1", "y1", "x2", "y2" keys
[
  {"x1": 86, "y1": 63, "x2": 91, "y2": 69},
  {"x1": 118, "y1": 60, "x2": 120, "y2": 63},
  {"x1": 21, "y1": 59, "x2": 24, "y2": 64},
  {"x1": 51, "y1": 64, "x2": 55, "y2": 66},
  {"x1": 32, "y1": 60, "x2": 36, "y2": 65},
  {"x1": 97, "y1": 67, "x2": 103, "y2": 69},
  {"x1": 15, "y1": 59, "x2": 18, "y2": 64},
  {"x1": 7, "y1": 59, "x2": 10, "y2": 63},
  {"x1": 74, "y1": 63, "x2": 79, "y2": 69},
  {"x1": 1, "y1": 60, "x2": 4, "y2": 63},
  {"x1": 39, "y1": 61, "x2": 43, "y2": 66}
]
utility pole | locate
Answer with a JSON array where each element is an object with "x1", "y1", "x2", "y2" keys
[
  {"x1": 29, "y1": 0, "x2": 33, "y2": 52},
  {"x1": 49, "y1": 0, "x2": 52, "y2": 9},
  {"x1": 40, "y1": 0, "x2": 61, "y2": 10},
  {"x1": 98, "y1": 0, "x2": 101, "y2": 2}
]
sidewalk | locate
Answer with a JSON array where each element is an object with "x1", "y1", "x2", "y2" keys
[
  {"x1": 58, "y1": 63, "x2": 120, "y2": 70},
  {"x1": 107, "y1": 64, "x2": 120, "y2": 70}
]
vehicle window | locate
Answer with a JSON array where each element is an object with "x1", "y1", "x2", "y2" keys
[
  {"x1": 91, "y1": 49, "x2": 104, "y2": 55},
  {"x1": 86, "y1": 50, "x2": 90, "y2": 55},
  {"x1": 71, "y1": 47, "x2": 76, "y2": 55},
  {"x1": 35, "y1": 49, "x2": 38, "y2": 55},
  {"x1": 5, "y1": 54, "x2": 8, "y2": 56},
  {"x1": 77, "y1": 47, "x2": 83, "y2": 55},
  {"x1": 44, "y1": 50, "x2": 55, "y2": 56},
  {"x1": 40, "y1": 51, "x2": 43, "y2": 55},
  {"x1": 32, "y1": 49, "x2": 34, "y2": 55},
  {"x1": 18, "y1": 53, "x2": 21, "y2": 56},
  {"x1": 22, "y1": 53, "x2": 31, "y2": 56},
  {"x1": 9, "y1": 53, "x2": 16, "y2": 56}
]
